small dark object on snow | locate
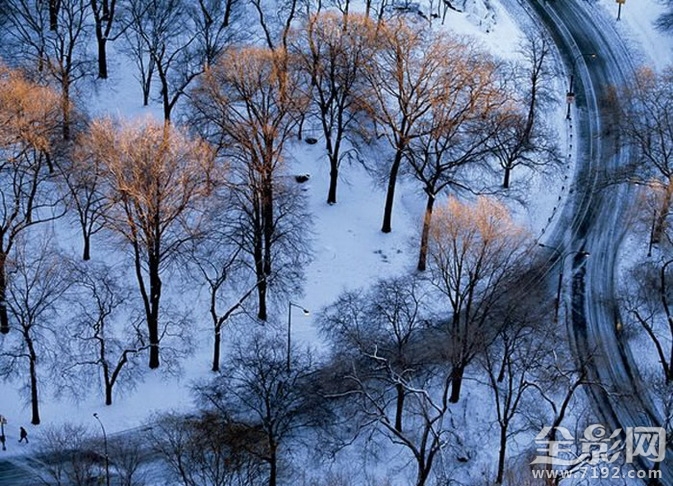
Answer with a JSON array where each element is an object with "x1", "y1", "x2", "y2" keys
[
  {"x1": 295, "y1": 174, "x2": 310, "y2": 184},
  {"x1": 19, "y1": 427, "x2": 28, "y2": 443},
  {"x1": 305, "y1": 137, "x2": 318, "y2": 145}
]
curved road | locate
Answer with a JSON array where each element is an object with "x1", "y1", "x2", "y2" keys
[
  {"x1": 0, "y1": 1, "x2": 666, "y2": 485},
  {"x1": 526, "y1": 0, "x2": 672, "y2": 482}
]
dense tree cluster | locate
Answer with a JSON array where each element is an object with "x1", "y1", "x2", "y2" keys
[{"x1": 0, "y1": 1, "x2": 584, "y2": 484}]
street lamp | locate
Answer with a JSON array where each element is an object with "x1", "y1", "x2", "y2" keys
[
  {"x1": 93, "y1": 413, "x2": 110, "y2": 486},
  {"x1": 287, "y1": 301, "x2": 309, "y2": 372},
  {"x1": 0, "y1": 415, "x2": 6, "y2": 451},
  {"x1": 616, "y1": 0, "x2": 625, "y2": 20},
  {"x1": 539, "y1": 244, "x2": 590, "y2": 322},
  {"x1": 566, "y1": 53, "x2": 597, "y2": 120}
]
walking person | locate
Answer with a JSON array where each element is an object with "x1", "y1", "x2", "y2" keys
[{"x1": 18, "y1": 427, "x2": 28, "y2": 443}]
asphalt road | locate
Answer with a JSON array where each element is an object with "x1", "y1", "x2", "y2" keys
[
  {"x1": 0, "y1": 457, "x2": 36, "y2": 486},
  {"x1": 527, "y1": 0, "x2": 673, "y2": 483}
]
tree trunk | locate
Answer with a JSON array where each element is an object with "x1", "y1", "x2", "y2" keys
[
  {"x1": 105, "y1": 384, "x2": 113, "y2": 406},
  {"x1": 62, "y1": 76, "x2": 71, "y2": 140},
  {"x1": 653, "y1": 176, "x2": 673, "y2": 244},
  {"x1": 0, "y1": 252, "x2": 8, "y2": 334},
  {"x1": 416, "y1": 463, "x2": 430, "y2": 486},
  {"x1": 257, "y1": 278, "x2": 268, "y2": 321},
  {"x1": 503, "y1": 164, "x2": 511, "y2": 189},
  {"x1": 26, "y1": 337, "x2": 40, "y2": 424},
  {"x1": 327, "y1": 155, "x2": 338, "y2": 205},
  {"x1": 496, "y1": 424, "x2": 507, "y2": 484},
  {"x1": 97, "y1": 35, "x2": 108, "y2": 79},
  {"x1": 212, "y1": 328, "x2": 221, "y2": 372},
  {"x1": 262, "y1": 179, "x2": 274, "y2": 277},
  {"x1": 417, "y1": 192, "x2": 435, "y2": 271},
  {"x1": 324, "y1": 119, "x2": 342, "y2": 204},
  {"x1": 144, "y1": 246, "x2": 162, "y2": 369},
  {"x1": 254, "y1": 228, "x2": 267, "y2": 321},
  {"x1": 148, "y1": 263, "x2": 161, "y2": 369},
  {"x1": 30, "y1": 361, "x2": 40, "y2": 425},
  {"x1": 223, "y1": 0, "x2": 233, "y2": 26},
  {"x1": 83, "y1": 234, "x2": 91, "y2": 261},
  {"x1": 268, "y1": 444, "x2": 277, "y2": 486},
  {"x1": 297, "y1": 112, "x2": 305, "y2": 140},
  {"x1": 49, "y1": 0, "x2": 60, "y2": 30},
  {"x1": 395, "y1": 383, "x2": 405, "y2": 432},
  {"x1": 142, "y1": 72, "x2": 152, "y2": 106},
  {"x1": 449, "y1": 365, "x2": 464, "y2": 403},
  {"x1": 381, "y1": 147, "x2": 404, "y2": 233},
  {"x1": 157, "y1": 68, "x2": 171, "y2": 122}
]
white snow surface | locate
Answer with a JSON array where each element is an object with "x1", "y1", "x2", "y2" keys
[{"x1": 2, "y1": 0, "x2": 672, "y2": 482}]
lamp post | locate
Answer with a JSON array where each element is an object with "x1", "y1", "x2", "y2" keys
[
  {"x1": 93, "y1": 413, "x2": 110, "y2": 486},
  {"x1": 287, "y1": 302, "x2": 309, "y2": 372},
  {"x1": 566, "y1": 53, "x2": 597, "y2": 120},
  {"x1": 539, "y1": 244, "x2": 590, "y2": 322},
  {"x1": 616, "y1": 0, "x2": 625, "y2": 20},
  {"x1": 0, "y1": 415, "x2": 6, "y2": 451}
]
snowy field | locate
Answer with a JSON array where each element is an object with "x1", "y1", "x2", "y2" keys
[
  {"x1": 1, "y1": 0, "x2": 546, "y2": 436},
  {"x1": 1, "y1": 0, "x2": 673, "y2": 484}
]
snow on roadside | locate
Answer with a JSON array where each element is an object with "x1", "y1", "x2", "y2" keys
[{"x1": 595, "y1": 0, "x2": 672, "y2": 71}]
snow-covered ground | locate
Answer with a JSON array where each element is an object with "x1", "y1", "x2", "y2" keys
[
  {"x1": 595, "y1": 0, "x2": 672, "y2": 71},
  {"x1": 1, "y1": 0, "x2": 542, "y2": 439},
  {"x1": 2, "y1": 0, "x2": 672, "y2": 483}
]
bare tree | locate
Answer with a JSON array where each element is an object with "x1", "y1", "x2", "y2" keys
[
  {"x1": 32, "y1": 423, "x2": 102, "y2": 486},
  {"x1": 190, "y1": 0, "x2": 245, "y2": 67},
  {"x1": 194, "y1": 330, "x2": 322, "y2": 486},
  {"x1": 32, "y1": 423, "x2": 147, "y2": 486},
  {"x1": 63, "y1": 262, "x2": 149, "y2": 405},
  {"x1": 324, "y1": 340, "x2": 454, "y2": 486},
  {"x1": 622, "y1": 259, "x2": 673, "y2": 382},
  {"x1": 620, "y1": 67, "x2": 673, "y2": 243},
  {"x1": 528, "y1": 352, "x2": 591, "y2": 485},
  {"x1": 426, "y1": 196, "x2": 530, "y2": 403},
  {"x1": 120, "y1": 15, "x2": 155, "y2": 107},
  {"x1": 184, "y1": 210, "x2": 258, "y2": 372},
  {"x1": 191, "y1": 46, "x2": 310, "y2": 321},
  {"x1": 148, "y1": 411, "x2": 266, "y2": 486},
  {"x1": 108, "y1": 435, "x2": 149, "y2": 486},
  {"x1": 89, "y1": 118, "x2": 216, "y2": 369},
  {"x1": 487, "y1": 32, "x2": 561, "y2": 189},
  {"x1": 123, "y1": 0, "x2": 189, "y2": 121},
  {"x1": 251, "y1": 0, "x2": 299, "y2": 50},
  {"x1": 362, "y1": 0, "x2": 390, "y2": 22},
  {"x1": 318, "y1": 274, "x2": 465, "y2": 486},
  {"x1": 318, "y1": 275, "x2": 431, "y2": 433},
  {"x1": 656, "y1": 1, "x2": 673, "y2": 32},
  {"x1": 406, "y1": 38, "x2": 505, "y2": 271},
  {"x1": 0, "y1": 235, "x2": 71, "y2": 425},
  {"x1": 0, "y1": 66, "x2": 64, "y2": 334},
  {"x1": 57, "y1": 131, "x2": 109, "y2": 261},
  {"x1": 292, "y1": 12, "x2": 377, "y2": 204},
  {"x1": 358, "y1": 21, "x2": 452, "y2": 233},
  {"x1": 5, "y1": 0, "x2": 93, "y2": 138},
  {"x1": 90, "y1": 0, "x2": 120, "y2": 79},
  {"x1": 482, "y1": 324, "x2": 548, "y2": 484},
  {"x1": 123, "y1": 0, "x2": 241, "y2": 121}
]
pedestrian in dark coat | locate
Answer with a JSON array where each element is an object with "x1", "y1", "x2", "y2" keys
[{"x1": 18, "y1": 427, "x2": 28, "y2": 443}]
